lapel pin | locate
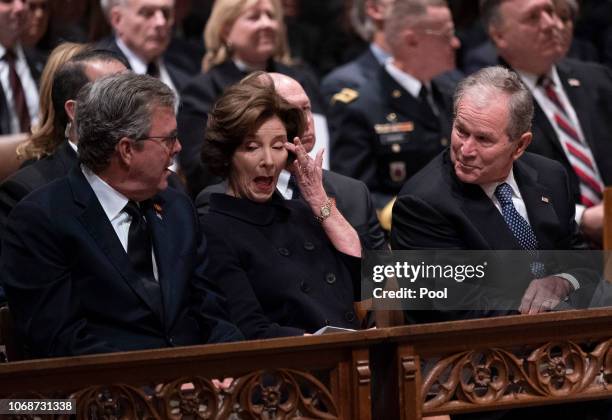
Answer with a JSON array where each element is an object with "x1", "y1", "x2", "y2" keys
[
  {"x1": 541, "y1": 196, "x2": 550, "y2": 203},
  {"x1": 153, "y1": 203, "x2": 163, "y2": 219},
  {"x1": 568, "y1": 78, "x2": 580, "y2": 87}
]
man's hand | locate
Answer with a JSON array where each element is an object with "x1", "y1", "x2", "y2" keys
[
  {"x1": 519, "y1": 276, "x2": 573, "y2": 314},
  {"x1": 580, "y1": 203, "x2": 603, "y2": 245}
]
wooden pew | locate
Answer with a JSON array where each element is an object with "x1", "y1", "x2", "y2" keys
[{"x1": 0, "y1": 330, "x2": 386, "y2": 419}]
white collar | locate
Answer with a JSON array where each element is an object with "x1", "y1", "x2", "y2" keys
[
  {"x1": 115, "y1": 36, "x2": 160, "y2": 74},
  {"x1": 480, "y1": 169, "x2": 522, "y2": 201},
  {"x1": 384, "y1": 60, "x2": 424, "y2": 99},
  {"x1": 515, "y1": 65, "x2": 561, "y2": 92},
  {"x1": 81, "y1": 165, "x2": 130, "y2": 222},
  {"x1": 369, "y1": 43, "x2": 390, "y2": 65}
]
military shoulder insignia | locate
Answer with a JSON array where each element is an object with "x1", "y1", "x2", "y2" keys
[{"x1": 331, "y1": 88, "x2": 359, "y2": 105}]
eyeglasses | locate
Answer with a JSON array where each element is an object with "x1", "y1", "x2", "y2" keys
[
  {"x1": 420, "y1": 28, "x2": 457, "y2": 42},
  {"x1": 135, "y1": 135, "x2": 179, "y2": 149}
]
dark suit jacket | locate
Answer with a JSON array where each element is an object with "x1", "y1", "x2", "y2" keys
[
  {"x1": 0, "y1": 142, "x2": 184, "y2": 254},
  {"x1": 177, "y1": 59, "x2": 325, "y2": 197},
  {"x1": 320, "y1": 48, "x2": 381, "y2": 104},
  {"x1": 524, "y1": 59, "x2": 612, "y2": 205},
  {"x1": 1, "y1": 167, "x2": 241, "y2": 358},
  {"x1": 200, "y1": 193, "x2": 361, "y2": 340},
  {"x1": 196, "y1": 169, "x2": 387, "y2": 250},
  {"x1": 390, "y1": 151, "x2": 592, "y2": 322},
  {"x1": 328, "y1": 67, "x2": 457, "y2": 209},
  {"x1": 96, "y1": 37, "x2": 192, "y2": 93},
  {"x1": 0, "y1": 46, "x2": 45, "y2": 135}
]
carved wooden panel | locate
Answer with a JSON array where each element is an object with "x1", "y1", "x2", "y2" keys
[
  {"x1": 6, "y1": 369, "x2": 340, "y2": 420},
  {"x1": 421, "y1": 338, "x2": 612, "y2": 412}
]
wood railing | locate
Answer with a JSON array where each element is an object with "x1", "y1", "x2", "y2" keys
[{"x1": 2, "y1": 309, "x2": 612, "y2": 419}]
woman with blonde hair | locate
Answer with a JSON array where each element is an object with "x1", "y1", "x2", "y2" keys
[
  {"x1": 177, "y1": 0, "x2": 326, "y2": 197},
  {"x1": 17, "y1": 42, "x2": 87, "y2": 162}
]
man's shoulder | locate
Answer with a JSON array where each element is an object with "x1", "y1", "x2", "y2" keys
[
  {"x1": 1, "y1": 154, "x2": 70, "y2": 200},
  {"x1": 322, "y1": 170, "x2": 368, "y2": 195},
  {"x1": 398, "y1": 152, "x2": 450, "y2": 199},
  {"x1": 322, "y1": 49, "x2": 379, "y2": 92}
]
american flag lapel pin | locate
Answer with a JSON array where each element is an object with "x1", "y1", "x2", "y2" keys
[
  {"x1": 541, "y1": 196, "x2": 550, "y2": 203},
  {"x1": 153, "y1": 203, "x2": 163, "y2": 219},
  {"x1": 568, "y1": 78, "x2": 580, "y2": 87}
]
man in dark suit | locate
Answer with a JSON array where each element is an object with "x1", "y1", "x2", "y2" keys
[
  {"x1": 328, "y1": 0, "x2": 460, "y2": 211},
  {"x1": 97, "y1": 0, "x2": 192, "y2": 95},
  {"x1": 1, "y1": 73, "x2": 242, "y2": 358},
  {"x1": 320, "y1": 0, "x2": 393, "y2": 105},
  {"x1": 391, "y1": 66, "x2": 590, "y2": 317},
  {"x1": 0, "y1": 0, "x2": 45, "y2": 138},
  {"x1": 197, "y1": 72, "x2": 386, "y2": 250},
  {"x1": 0, "y1": 49, "x2": 128, "y2": 246},
  {"x1": 480, "y1": 0, "x2": 612, "y2": 246}
]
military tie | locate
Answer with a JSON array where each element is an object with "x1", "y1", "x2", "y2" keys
[{"x1": 3, "y1": 48, "x2": 31, "y2": 133}]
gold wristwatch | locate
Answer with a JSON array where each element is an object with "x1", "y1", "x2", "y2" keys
[{"x1": 315, "y1": 197, "x2": 335, "y2": 223}]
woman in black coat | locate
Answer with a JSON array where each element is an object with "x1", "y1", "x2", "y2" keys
[
  {"x1": 177, "y1": 0, "x2": 326, "y2": 197},
  {"x1": 199, "y1": 73, "x2": 362, "y2": 340}
]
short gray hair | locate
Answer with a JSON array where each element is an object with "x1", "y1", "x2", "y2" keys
[
  {"x1": 385, "y1": 0, "x2": 448, "y2": 53},
  {"x1": 100, "y1": 0, "x2": 125, "y2": 19},
  {"x1": 76, "y1": 73, "x2": 177, "y2": 172},
  {"x1": 453, "y1": 66, "x2": 534, "y2": 141},
  {"x1": 479, "y1": 0, "x2": 505, "y2": 31}
]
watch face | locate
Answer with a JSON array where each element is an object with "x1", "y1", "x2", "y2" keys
[{"x1": 321, "y1": 207, "x2": 331, "y2": 217}]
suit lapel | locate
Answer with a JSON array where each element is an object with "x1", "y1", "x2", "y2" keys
[
  {"x1": 459, "y1": 182, "x2": 522, "y2": 250},
  {"x1": 557, "y1": 61, "x2": 594, "y2": 150},
  {"x1": 69, "y1": 168, "x2": 163, "y2": 316},
  {"x1": 143, "y1": 197, "x2": 178, "y2": 328},
  {"x1": 514, "y1": 159, "x2": 559, "y2": 250}
]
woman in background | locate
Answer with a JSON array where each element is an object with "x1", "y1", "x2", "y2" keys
[{"x1": 178, "y1": 0, "x2": 326, "y2": 197}]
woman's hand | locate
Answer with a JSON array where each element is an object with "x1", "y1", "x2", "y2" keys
[{"x1": 285, "y1": 138, "x2": 328, "y2": 212}]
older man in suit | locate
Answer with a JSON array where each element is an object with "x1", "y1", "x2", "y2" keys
[
  {"x1": 97, "y1": 0, "x2": 192, "y2": 96},
  {"x1": 1, "y1": 73, "x2": 241, "y2": 358},
  {"x1": 391, "y1": 66, "x2": 590, "y2": 317},
  {"x1": 0, "y1": 0, "x2": 45, "y2": 137},
  {"x1": 480, "y1": 0, "x2": 612, "y2": 246}
]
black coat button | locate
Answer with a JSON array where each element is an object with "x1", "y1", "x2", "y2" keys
[
  {"x1": 303, "y1": 241, "x2": 315, "y2": 251},
  {"x1": 278, "y1": 247, "x2": 290, "y2": 257},
  {"x1": 345, "y1": 311, "x2": 355, "y2": 322},
  {"x1": 325, "y1": 272, "x2": 336, "y2": 284},
  {"x1": 300, "y1": 281, "x2": 311, "y2": 293}
]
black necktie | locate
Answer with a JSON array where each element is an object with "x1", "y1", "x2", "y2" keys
[
  {"x1": 418, "y1": 85, "x2": 437, "y2": 121},
  {"x1": 288, "y1": 174, "x2": 301, "y2": 199},
  {"x1": 146, "y1": 61, "x2": 160, "y2": 78},
  {"x1": 124, "y1": 201, "x2": 155, "y2": 279},
  {"x1": 3, "y1": 48, "x2": 30, "y2": 133}
]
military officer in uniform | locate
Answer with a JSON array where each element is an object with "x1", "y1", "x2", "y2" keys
[{"x1": 328, "y1": 0, "x2": 461, "y2": 212}]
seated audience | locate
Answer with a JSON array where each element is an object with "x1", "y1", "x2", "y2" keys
[
  {"x1": 200, "y1": 74, "x2": 363, "y2": 339},
  {"x1": 197, "y1": 72, "x2": 387, "y2": 251},
  {"x1": 2, "y1": 73, "x2": 242, "y2": 358},
  {"x1": 480, "y1": 0, "x2": 612, "y2": 246},
  {"x1": 178, "y1": 0, "x2": 327, "y2": 198},
  {"x1": 0, "y1": 48, "x2": 127, "y2": 255},
  {"x1": 328, "y1": 0, "x2": 460, "y2": 211}
]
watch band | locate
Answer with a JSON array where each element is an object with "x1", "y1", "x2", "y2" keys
[{"x1": 315, "y1": 197, "x2": 335, "y2": 223}]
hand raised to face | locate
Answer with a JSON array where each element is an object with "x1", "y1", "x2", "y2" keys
[{"x1": 284, "y1": 138, "x2": 328, "y2": 211}]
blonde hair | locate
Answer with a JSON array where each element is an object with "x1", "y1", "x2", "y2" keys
[
  {"x1": 202, "y1": 0, "x2": 291, "y2": 72},
  {"x1": 17, "y1": 42, "x2": 88, "y2": 161}
]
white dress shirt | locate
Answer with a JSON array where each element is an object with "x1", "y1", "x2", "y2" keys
[
  {"x1": 0, "y1": 43, "x2": 39, "y2": 134},
  {"x1": 81, "y1": 165, "x2": 159, "y2": 280},
  {"x1": 480, "y1": 170, "x2": 579, "y2": 290}
]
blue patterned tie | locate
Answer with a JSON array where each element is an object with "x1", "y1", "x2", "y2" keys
[{"x1": 495, "y1": 183, "x2": 545, "y2": 277}]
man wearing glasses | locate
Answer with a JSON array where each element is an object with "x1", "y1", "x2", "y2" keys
[
  {"x1": 1, "y1": 73, "x2": 242, "y2": 358},
  {"x1": 328, "y1": 0, "x2": 461, "y2": 213}
]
